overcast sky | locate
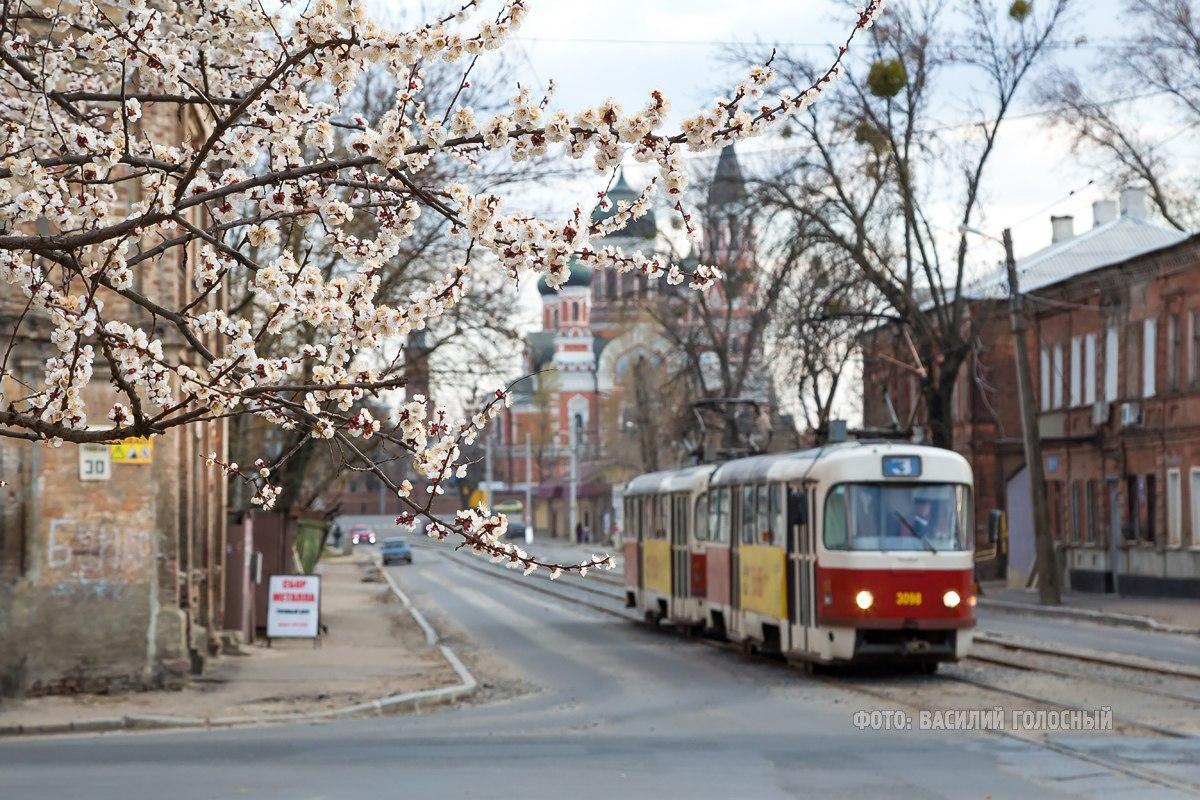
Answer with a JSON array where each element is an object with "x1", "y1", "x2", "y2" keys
[{"x1": 398, "y1": 1, "x2": 1200, "y2": 409}]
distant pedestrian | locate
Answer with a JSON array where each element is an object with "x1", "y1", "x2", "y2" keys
[{"x1": 575, "y1": 522, "x2": 584, "y2": 543}]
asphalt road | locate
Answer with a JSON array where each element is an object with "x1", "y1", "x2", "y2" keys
[
  {"x1": 1, "y1": 545, "x2": 1197, "y2": 799},
  {"x1": 976, "y1": 610, "x2": 1200, "y2": 670}
]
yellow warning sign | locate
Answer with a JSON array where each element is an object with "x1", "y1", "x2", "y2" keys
[{"x1": 111, "y1": 436, "x2": 153, "y2": 464}]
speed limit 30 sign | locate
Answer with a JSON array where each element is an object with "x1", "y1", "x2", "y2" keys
[{"x1": 78, "y1": 443, "x2": 112, "y2": 481}]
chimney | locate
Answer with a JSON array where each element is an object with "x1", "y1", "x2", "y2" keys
[
  {"x1": 1120, "y1": 188, "x2": 1147, "y2": 220},
  {"x1": 1092, "y1": 199, "x2": 1118, "y2": 228},
  {"x1": 1051, "y1": 214, "x2": 1075, "y2": 243}
]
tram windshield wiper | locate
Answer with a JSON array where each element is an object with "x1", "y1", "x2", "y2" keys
[{"x1": 892, "y1": 511, "x2": 939, "y2": 554}]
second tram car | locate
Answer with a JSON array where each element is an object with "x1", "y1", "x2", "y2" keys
[{"x1": 622, "y1": 441, "x2": 976, "y2": 667}]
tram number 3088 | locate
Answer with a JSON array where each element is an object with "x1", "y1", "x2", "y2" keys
[{"x1": 895, "y1": 591, "x2": 923, "y2": 606}]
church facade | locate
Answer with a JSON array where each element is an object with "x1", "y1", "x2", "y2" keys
[{"x1": 493, "y1": 145, "x2": 786, "y2": 543}]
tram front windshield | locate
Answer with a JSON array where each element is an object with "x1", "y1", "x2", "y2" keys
[{"x1": 823, "y1": 483, "x2": 970, "y2": 552}]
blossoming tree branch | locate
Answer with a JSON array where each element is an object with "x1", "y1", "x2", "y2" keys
[{"x1": 0, "y1": 0, "x2": 885, "y2": 575}]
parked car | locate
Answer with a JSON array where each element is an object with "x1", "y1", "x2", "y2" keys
[
  {"x1": 505, "y1": 521, "x2": 527, "y2": 541},
  {"x1": 350, "y1": 525, "x2": 376, "y2": 545},
  {"x1": 381, "y1": 537, "x2": 413, "y2": 565}
]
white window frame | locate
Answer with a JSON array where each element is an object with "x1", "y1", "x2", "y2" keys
[
  {"x1": 1167, "y1": 468, "x2": 1182, "y2": 548},
  {"x1": 1069, "y1": 335, "x2": 1082, "y2": 407},
  {"x1": 1191, "y1": 468, "x2": 1200, "y2": 548},
  {"x1": 1105, "y1": 324, "x2": 1119, "y2": 403},
  {"x1": 1052, "y1": 343, "x2": 1064, "y2": 409},
  {"x1": 1143, "y1": 318, "x2": 1157, "y2": 398},
  {"x1": 1084, "y1": 333, "x2": 1097, "y2": 405}
]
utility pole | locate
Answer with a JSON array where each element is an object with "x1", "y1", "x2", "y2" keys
[
  {"x1": 1004, "y1": 227, "x2": 1061, "y2": 605},
  {"x1": 568, "y1": 420, "x2": 578, "y2": 544},
  {"x1": 524, "y1": 432, "x2": 534, "y2": 542}
]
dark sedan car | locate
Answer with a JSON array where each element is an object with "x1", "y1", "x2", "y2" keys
[{"x1": 381, "y1": 537, "x2": 413, "y2": 565}]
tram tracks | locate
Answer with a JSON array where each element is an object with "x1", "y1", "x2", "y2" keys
[{"x1": 423, "y1": 546, "x2": 1200, "y2": 795}]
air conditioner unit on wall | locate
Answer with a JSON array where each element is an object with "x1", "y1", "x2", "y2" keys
[
  {"x1": 1092, "y1": 401, "x2": 1109, "y2": 427},
  {"x1": 1118, "y1": 402, "x2": 1142, "y2": 428}
]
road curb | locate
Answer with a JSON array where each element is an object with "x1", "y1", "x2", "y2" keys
[
  {"x1": 0, "y1": 560, "x2": 478, "y2": 739},
  {"x1": 977, "y1": 597, "x2": 1200, "y2": 636}
]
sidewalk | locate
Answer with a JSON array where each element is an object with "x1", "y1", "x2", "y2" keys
[
  {"x1": 0, "y1": 557, "x2": 459, "y2": 734},
  {"x1": 978, "y1": 581, "x2": 1200, "y2": 634}
]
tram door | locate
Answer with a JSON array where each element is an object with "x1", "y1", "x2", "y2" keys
[
  {"x1": 787, "y1": 483, "x2": 816, "y2": 654},
  {"x1": 670, "y1": 492, "x2": 690, "y2": 616}
]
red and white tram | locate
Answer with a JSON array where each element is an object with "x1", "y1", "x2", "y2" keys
[{"x1": 623, "y1": 441, "x2": 976, "y2": 667}]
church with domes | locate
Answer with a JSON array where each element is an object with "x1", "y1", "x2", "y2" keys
[{"x1": 492, "y1": 144, "x2": 786, "y2": 542}]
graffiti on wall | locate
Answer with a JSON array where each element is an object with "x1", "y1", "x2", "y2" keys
[{"x1": 44, "y1": 519, "x2": 151, "y2": 597}]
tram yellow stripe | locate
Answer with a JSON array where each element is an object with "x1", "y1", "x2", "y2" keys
[
  {"x1": 643, "y1": 539, "x2": 671, "y2": 596},
  {"x1": 739, "y1": 545, "x2": 787, "y2": 619}
]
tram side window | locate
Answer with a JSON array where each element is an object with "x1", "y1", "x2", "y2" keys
[
  {"x1": 709, "y1": 487, "x2": 731, "y2": 544},
  {"x1": 772, "y1": 484, "x2": 785, "y2": 545},
  {"x1": 755, "y1": 484, "x2": 772, "y2": 544},
  {"x1": 824, "y1": 485, "x2": 849, "y2": 549},
  {"x1": 787, "y1": 485, "x2": 808, "y2": 552},
  {"x1": 654, "y1": 495, "x2": 668, "y2": 540},
  {"x1": 695, "y1": 493, "x2": 709, "y2": 541},
  {"x1": 721, "y1": 487, "x2": 733, "y2": 544},
  {"x1": 740, "y1": 485, "x2": 756, "y2": 545}
]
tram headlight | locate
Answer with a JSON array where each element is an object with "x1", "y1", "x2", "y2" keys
[
  {"x1": 854, "y1": 590, "x2": 874, "y2": 610},
  {"x1": 943, "y1": 590, "x2": 962, "y2": 609}
]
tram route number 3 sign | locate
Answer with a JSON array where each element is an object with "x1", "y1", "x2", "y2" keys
[{"x1": 266, "y1": 575, "x2": 322, "y2": 639}]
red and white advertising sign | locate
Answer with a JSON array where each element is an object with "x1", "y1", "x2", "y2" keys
[{"x1": 266, "y1": 574, "x2": 321, "y2": 638}]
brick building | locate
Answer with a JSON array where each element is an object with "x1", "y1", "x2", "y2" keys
[
  {"x1": 862, "y1": 189, "x2": 1200, "y2": 597},
  {"x1": 0, "y1": 106, "x2": 229, "y2": 695}
]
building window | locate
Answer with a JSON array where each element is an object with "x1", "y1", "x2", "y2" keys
[
  {"x1": 572, "y1": 301, "x2": 580, "y2": 322},
  {"x1": 1167, "y1": 468, "x2": 1182, "y2": 548},
  {"x1": 1125, "y1": 475, "x2": 1139, "y2": 541},
  {"x1": 1084, "y1": 479, "x2": 1097, "y2": 545},
  {"x1": 1040, "y1": 347, "x2": 1051, "y2": 411},
  {"x1": 1191, "y1": 311, "x2": 1200, "y2": 388},
  {"x1": 1142, "y1": 317, "x2": 1157, "y2": 398},
  {"x1": 1052, "y1": 343, "x2": 1064, "y2": 408},
  {"x1": 1105, "y1": 324, "x2": 1119, "y2": 403},
  {"x1": 1190, "y1": 468, "x2": 1200, "y2": 547},
  {"x1": 1048, "y1": 480, "x2": 1063, "y2": 541},
  {"x1": 1084, "y1": 333, "x2": 1097, "y2": 405},
  {"x1": 1167, "y1": 314, "x2": 1180, "y2": 391},
  {"x1": 1069, "y1": 335, "x2": 1082, "y2": 407},
  {"x1": 1069, "y1": 480, "x2": 1081, "y2": 544},
  {"x1": 552, "y1": 308, "x2": 559, "y2": 328}
]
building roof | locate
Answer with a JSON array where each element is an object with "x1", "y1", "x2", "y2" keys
[
  {"x1": 591, "y1": 168, "x2": 657, "y2": 241},
  {"x1": 965, "y1": 212, "x2": 1189, "y2": 300},
  {"x1": 537, "y1": 256, "x2": 592, "y2": 295},
  {"x1": 707, "y1": 144, "x2": 747, "y2": 210}
]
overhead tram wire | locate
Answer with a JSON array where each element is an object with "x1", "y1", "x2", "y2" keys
[{"x1": 512, "y1": 35, "x2": 1193, "y2": 53}]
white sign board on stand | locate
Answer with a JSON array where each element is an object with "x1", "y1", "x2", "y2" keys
[{"x1": 266, "y1": 574, "x2": 321, "y2": 638}]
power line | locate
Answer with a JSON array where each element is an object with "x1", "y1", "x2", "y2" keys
[{"x1": 514, "y1": 35, "x2": 1186, "y2": 53}]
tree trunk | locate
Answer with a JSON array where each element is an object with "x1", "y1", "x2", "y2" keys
[{"x1": 923, "y1": 368, "x2": 958, "y2": 450}]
